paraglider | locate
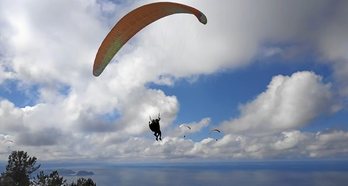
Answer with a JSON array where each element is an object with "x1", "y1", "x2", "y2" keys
[
  {"x1": 210, "y1": 128, "x2": 222, "y2": 141},
  {"x1": 180, "y1": 124, "x2": 191, "y2": 130},
  {"x1": 93, "y1": 2, "x2": 207, "y2": 76},
  {"x1": 179, "y1": 124, "x2": 191, "y2": 138},
  {"x1": 149, "y1": 114, "x2": 162, "y2": 141},
  {"x1": 211, "y1": 129, "x2": 221, "y2": 133},
  {"x1": 179, "y1": 124, "x2": 191, "y2": 130}
]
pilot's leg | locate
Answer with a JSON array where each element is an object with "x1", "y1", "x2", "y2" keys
[{"x1": 154, "y1": 132, "x2": 158, "y2": 141}]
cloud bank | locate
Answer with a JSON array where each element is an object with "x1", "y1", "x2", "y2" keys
[
  {"x1": 0, "y1": 0, "x2": 347, "y2": 161},
  {"x1": 220, "y1": 71, "x2": 339, "y2": 135}
]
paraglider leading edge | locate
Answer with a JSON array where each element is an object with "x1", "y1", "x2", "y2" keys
[{"x1": 92, "y1": 2, "x2": 207, "y2": 77}]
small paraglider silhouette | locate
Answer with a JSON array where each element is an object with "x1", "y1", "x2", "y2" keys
[
  {"x1": 211, "y1": 128, "x2": 221, "y2": 133},
  {"x1": 149, "y1": 113, "x2": 162, "y2": 141},
  {"x1": 179, "y1": 124, "x2": 191, "y2": 138},
  {"x1": 210, "y1": 128, "x2": 222, "y2": 141}
]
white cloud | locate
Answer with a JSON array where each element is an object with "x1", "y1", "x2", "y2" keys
[
  {"x1": 120, "y1": 0, "x2": 336, "y2": 78},
  {"x1": 220, "y1": 71, "x2": 338, "y2": 135},
  {"x1": 0, "y1": 65, "x2": 13, "y2": 84},
  {"x1": 0, "y1": 0, "x2": 179, "y2": 159},
  {"x1": 207, "y1": 130, "x2": 348, "y2": 159},
  {"x1": 116, "y1": 130, "x2": 348, "y2": 160},
  {"x1": 308, "y1": 130, "x2": 348, "y2": 158},
  {"x1": 0, "y1": 134, "x2": 14, "y2": 155},
  {"x1": 0, "y1": 100, "x2": 26, "y2": 132},
  {"x1": 273, "y1": 131, "x2": 305, "y2": 150},
  {"x1": 0, "y1": 0, "x2": 348, "y2": 161}
]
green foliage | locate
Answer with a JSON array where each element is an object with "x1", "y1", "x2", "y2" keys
[
  {"x1": 0, "y1": 151, "x2": 97, "y2": 186},
  {"x1": 31, "y1": 171, "x2": 97, "y2": 186},
  {"x1": 1, "y1": 151, "x2": 40, "y2": 186},
  {"x1": 0, "y1": 174, "x2": 16, "y2": 186},
  {"x1": 70, "y1": 178, "x2": 96, "y2": 186},
  {"x1": 32, "y1": 170, "x2": 67, "y2": 186}
]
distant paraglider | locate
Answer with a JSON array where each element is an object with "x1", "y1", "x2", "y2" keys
[
  {"x1": 149, "y1": 114, "x2": 162, "y2": 141},
  {"x1": 93, "y1": 2, "x2": 207, "y2": 76},
  {"x1": 210, "y1": 128, "x2": 222, "y2": 141},
  {"x1": 179, "y1": 124, "x2": 191, "y2": 138},
  {"x1": 180, "y1": 124, "x2": 191, "y2": 131},
  {"x1": 211, "y1": 129, "x2": 221, "y2": 133}
]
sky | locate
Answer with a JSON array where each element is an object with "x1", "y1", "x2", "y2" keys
[{"x1": 0, "y1": 0, "x2": 348, "y2": 163}]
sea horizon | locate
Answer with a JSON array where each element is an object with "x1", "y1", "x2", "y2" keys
[{"x1": 2, "y1": 160, "x2": 347, "y2": 186}]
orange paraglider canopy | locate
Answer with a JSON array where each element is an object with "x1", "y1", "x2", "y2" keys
[{"x1": 93, "y1": 2, "x2": 207, "y2": 76}]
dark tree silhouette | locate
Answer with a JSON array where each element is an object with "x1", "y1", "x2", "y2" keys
[
  {"x1": 0, "y1": 175, "x2": 16, "y2": 186},
  {"x1": 1, "y1": 151, "x2": 40, "y2": 186},
  {"x1": 33, "y1": 170, "x2": 67, "y2": 186},
  {"x1": 70, "y1": 178, "x2": 96, "y2": 186},
  {"x1": 0, "y1": 151, "x2": 97, "y2": 186}
]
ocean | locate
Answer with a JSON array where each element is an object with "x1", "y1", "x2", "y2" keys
[{"x1": 57, "y1": 161, "x2": 348, "y2": 186}]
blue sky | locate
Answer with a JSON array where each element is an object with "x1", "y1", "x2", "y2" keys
[{"x1": 1, "y1": 0, "x2": 348, "y2": 162}]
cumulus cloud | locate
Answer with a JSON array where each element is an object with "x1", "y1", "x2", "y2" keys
[
  {"x1": 194, "y1": 130, "x2": 348, "y2": 159},
  {"x1": 105, "y1": 130, "x2": 348, "y2": 160},
  {"x1": 0, "y1": 134, "x2": 14, "y2": 155},
  {"x1": 16, "y1": 128, "x2": 64, "y2": 146},
  {"x1": 132, "y1": 0, "x2": 348, "y2": 99},
  {"x1": 123, "y1": 0, "x2": 339, "y2": 78},
  {"x1": 220, "y1": 71, "x2": 339, "y2": 135},
  {"x1": 273, "y1": 131, "x2": 305, "y2": 151},
  {"x1": 0, "y1": 0, "x2": 348, "y2": 161},
  {"x1": 307, "y1": 130, "x2": 348, "y2": 158},
  {"x1": 0, "y1": 65, "x2": 13, "y2": 84},
  {"x1": 0, "y1": 100, "x2": 27, "y2": 132}
]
